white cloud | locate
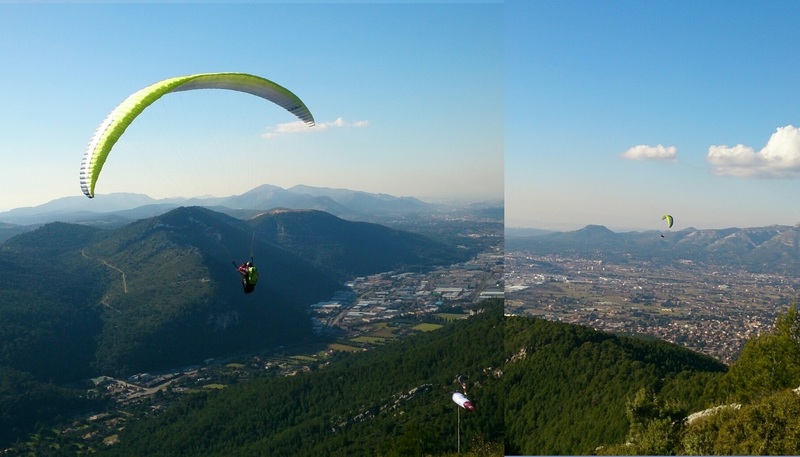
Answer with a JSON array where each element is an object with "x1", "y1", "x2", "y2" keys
[
  {"x1": 262, "y1": 117, "x2": 369, "y2": 138},
  {"x1": 707, "y1": 125, "x2": 800, "y2": 178},
  {"x1": 313, "y1": 117, "x2": 370, "y2": 131},
  {"x1": 620, "y1": 144, "x2": 677, "y2": 161}
]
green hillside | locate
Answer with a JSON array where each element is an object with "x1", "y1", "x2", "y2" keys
[
  {"x1": 83, "y1": 206, "x2": 343, "y2": 376},
  {"x1": 0, "y1": 223, "x2": 108, "y2": 445},
  {"x1": 608, "y1": 304, "x2": 800, "y2": 455},
  {"x1": 505, "y1": 304, "x2": 800, "y2": 456},
  {"x1": 252, "y1": 209, "x2": 472, "y2": 281},
  {"x1": 99, "y1": 301, "x2": 504, "y2": 456},
  {"x1": 0, "y1": 207, "x2": 465, "y2": 448},
  {"x1": 504, "y1": 316, "x2": 727, "y2": 455}
]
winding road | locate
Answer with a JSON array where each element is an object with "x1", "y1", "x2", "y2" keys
[{"x1": 81, "y1": 249, "x2": 128, "y2": 293}]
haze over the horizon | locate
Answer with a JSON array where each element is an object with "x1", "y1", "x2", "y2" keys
[
  {"x1": 0, "y1": 182, "x2": 501, "y2": 218},
  {"x1": 506, "y1": 1, "x2": 800, "y2": 232},
  {"x1": 0, "y1": 3, "x2": 502, "y2": 212}
]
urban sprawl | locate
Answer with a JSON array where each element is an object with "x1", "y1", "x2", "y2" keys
[{"x1": 505, "y1": 251, "x2": 799, "y2": 364}]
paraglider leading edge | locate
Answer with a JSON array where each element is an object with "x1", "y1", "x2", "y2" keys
[{"x1": 80, "y1": 72, "x2": 315, "y2": 198}]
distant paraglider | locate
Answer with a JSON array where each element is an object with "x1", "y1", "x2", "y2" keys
[
  {"x1": 80, "y1": 72, "x2": 315, "y2": 198},
  {"x1": 661, "y1": 214, "x2": 674, "y2": 238}
]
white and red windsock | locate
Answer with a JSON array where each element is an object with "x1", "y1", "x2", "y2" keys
[{"x1": 452, "y1": 392, "x2": 476, "y2": 412}]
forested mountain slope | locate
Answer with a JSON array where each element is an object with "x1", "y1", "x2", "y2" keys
[
  {"x1": 506, "y1": 305, "x2": 800, "y2": 456},
  {"x1": 504, "y1": 316, "x2": 726, "y2": 455},
  {"x1": 251, "y1": 208, "x2": 470, "y2": 281},
  {"x1": 0, "y1": 206, "x2": 463, "y2": 448},
  {"x1": 100, "y1": 302, "x2": 504, "y2": 457},
  {"x1": 597, "y1": 305, "x2": 800, "y2": 455}
]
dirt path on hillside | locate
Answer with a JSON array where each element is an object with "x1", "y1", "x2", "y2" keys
[{"x1": 82, "y1": 249, "x2": 128, "y2": 293}]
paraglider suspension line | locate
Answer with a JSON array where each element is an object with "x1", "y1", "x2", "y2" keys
[{"x1": 249, "y1": 230, "x2": 255, "y2": 260}]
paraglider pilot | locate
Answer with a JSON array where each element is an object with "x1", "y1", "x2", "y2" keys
[
  {"x1": 456, "y1": 375, "x2": 468, "y2": 395},
  {"x1": 237, "y1": 260, "x2": 259, "y2": 294}
]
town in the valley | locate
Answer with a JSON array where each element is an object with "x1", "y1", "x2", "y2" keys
[{"x1": 505, "y1": 250, "x2": 799, "y2": 365}]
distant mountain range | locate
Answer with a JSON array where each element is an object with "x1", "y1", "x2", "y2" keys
[
  {"x1": 0, "y1": 184, "x2": 445, "y2": 228},
  {"x1": 506, "y1": 224, "x2": 800, "y2": 275}
]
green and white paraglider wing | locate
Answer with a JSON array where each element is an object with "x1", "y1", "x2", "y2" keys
[
  {"x1": 662, "y1": 214, "x2": 674, "y2": 228},
  {"x1": 79, "y1": 72, "x2": 315, "y2": 198}
]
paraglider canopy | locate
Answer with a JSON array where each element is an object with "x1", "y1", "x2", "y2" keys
[
  {"x1": 662, "y1": 214, "x2": 674, "y2": 228},
  {"x1": 80, "y1": 72, "x2": 315, "y2": 198}
]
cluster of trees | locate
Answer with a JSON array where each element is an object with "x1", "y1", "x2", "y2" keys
[
  {"x1": 0, "y1": 223, "x2": 108, "y2": 445},
  {"x1": 599, "y1": 304, "x2": 800, "y2": 455},
  {"x1": 503, "y1": 315, "x2": 725, "y2": 455},
  {"x1": 0, "y1": 366, "x2": 103, "y2": 447},
  {"x1": 505, "y1": 303, "x2": 800, "y2": 456},
  {"x1": 99, "y1": 301, "x2": 504, "y2": 456}
]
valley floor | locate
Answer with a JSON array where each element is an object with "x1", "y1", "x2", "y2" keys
[{"x1": 506, "y1": 251, "x2": 796, "y2": 363}]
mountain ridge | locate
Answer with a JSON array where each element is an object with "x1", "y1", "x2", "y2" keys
[
  {"x1": 0, "y1": 184, "x2": 437, "y2": 227},
  {"x1": 506, "y1": 223, "x2": 800, "y2": 275}
]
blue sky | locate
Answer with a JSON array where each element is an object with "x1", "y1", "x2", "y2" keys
[
  {"x1": 7, "y1": 1, "x2": 798, "y2": 231},
  {"x1": 0, "y1": 1, "x2": 503, "y2": 212},
  {"x1": 506, "y1": 0, "x2": 800, "y2": 231}
]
